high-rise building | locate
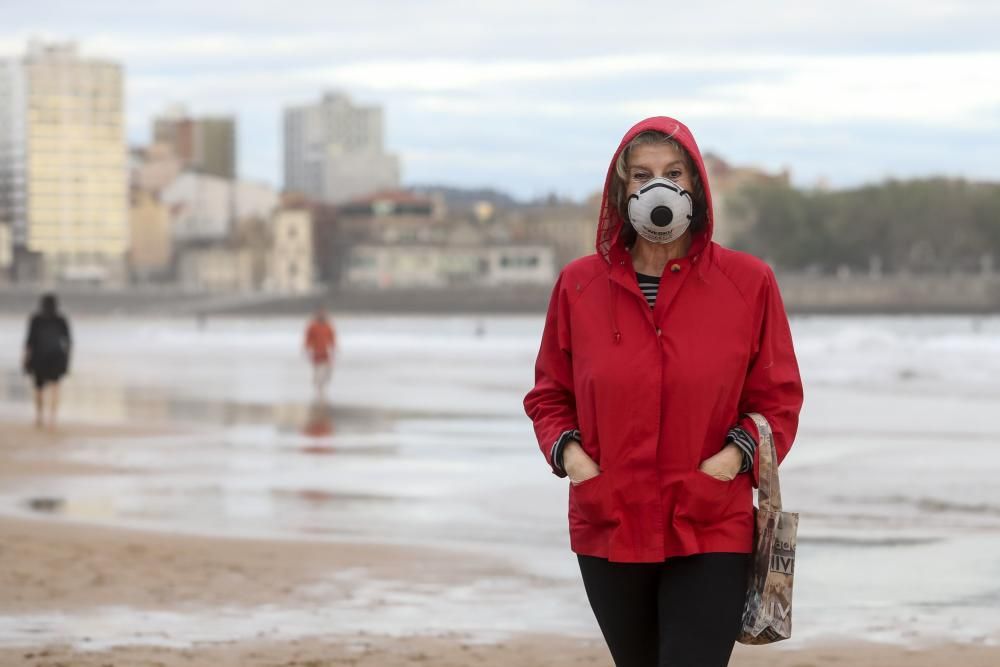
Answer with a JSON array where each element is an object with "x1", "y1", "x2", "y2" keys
[
  {"x1": 0, "y1": 41, "x2": 128, "y2": 282},
  {"x1": 283, "y1": 91, "x2": 400, "y2": 204},
  {"x1": 0, "y1": 60, "x2": 27, "y2": 260},
  {"x1": 153, "y1": 106, "x2": 236, "y2": 179}
]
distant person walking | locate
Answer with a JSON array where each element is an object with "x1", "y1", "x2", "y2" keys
[
  {"x1": 304, "y1": 307, "x2": 336, "y2": 397},
  {"x1": 23, "y1": 293, "x2": 72, "y2": 429}
]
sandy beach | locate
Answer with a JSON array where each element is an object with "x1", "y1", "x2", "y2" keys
[
  {"x1": 5, "y1": 634, "x2": 1000, "y2": 667},
  {"x1": 3, "y1": 314, "x2": 1000, "y2": 665},
  {"x1": 2, "y1": 420, "x2": 999, "y2": 666}
]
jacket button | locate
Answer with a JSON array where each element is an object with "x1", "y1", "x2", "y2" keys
[
  {"x1": 670, "y1": 264, "x2": 681, "y2": 273},
  {"x1": 656, "y1": 328, "x2": 662, "y2": 335}
]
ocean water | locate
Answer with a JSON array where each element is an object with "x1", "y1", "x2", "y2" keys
[{"x1": 0, "y1": 313, "x2": 998, "y2": 649}]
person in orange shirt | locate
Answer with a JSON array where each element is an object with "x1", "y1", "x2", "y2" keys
[{"x1": 304, "y1": 307, "x2": 336, "y2": 397}]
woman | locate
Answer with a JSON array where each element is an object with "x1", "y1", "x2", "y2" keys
[
  {"x1": 23, "y1": 293, "x2": 72, "y2": 429},
  {"x1": 523, "y1": 117, "x2": 803, "y2": 667}
]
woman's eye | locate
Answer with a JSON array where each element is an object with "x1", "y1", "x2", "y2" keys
[
  {"x1": 633, "y1": 173, "x2": 650, "y2": 181},
  {"x1": 668, "y1": 170, "x2": 682, "y2": 179}
]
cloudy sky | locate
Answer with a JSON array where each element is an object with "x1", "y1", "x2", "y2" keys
[{"x1": 2, "y1": 1, "x2": 999, "y2": 199}]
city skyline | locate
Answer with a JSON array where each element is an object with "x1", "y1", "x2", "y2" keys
[{"x1": 2, "y1": 1, "x2": 999, "y2": 200}]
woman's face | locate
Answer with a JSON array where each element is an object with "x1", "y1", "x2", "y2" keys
[{"x1": 625, "y1": 143, "x2": 695, "y2": 198}]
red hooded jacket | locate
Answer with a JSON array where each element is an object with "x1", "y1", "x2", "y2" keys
[{"x1": 523, "y1": 117, "x2": 803, "y2": 563}]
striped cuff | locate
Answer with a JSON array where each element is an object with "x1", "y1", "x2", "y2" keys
[
  {"x1": 548, "y1": 429, "x2": 581, "y2": 478},
  {"x1": 726, "y1": 426, "x2": 757, "y2": 474}
]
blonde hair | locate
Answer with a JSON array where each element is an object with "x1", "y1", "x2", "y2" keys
[{"x1": 611, "y1": 130, "x2": 706, "y2": 246}]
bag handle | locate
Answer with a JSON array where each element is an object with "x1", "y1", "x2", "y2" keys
[{"x1": 745, "y1": 412, "x2": 782, "y2": 512}]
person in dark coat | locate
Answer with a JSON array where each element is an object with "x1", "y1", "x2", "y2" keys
[{"x1": 23, "y1": 293, "x2": 72, "y2": 428}]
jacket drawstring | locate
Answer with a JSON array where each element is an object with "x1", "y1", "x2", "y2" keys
[
  {"x1": 607, "y1": 274, "x2": 622, "y2": 344},
  {"x1": 693, "y1": 247, "x2": 711, "y2": 284}
]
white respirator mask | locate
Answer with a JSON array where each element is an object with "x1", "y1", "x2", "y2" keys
[{"x1": 626, "y1": 178, "x2": 694, "y2": 244}]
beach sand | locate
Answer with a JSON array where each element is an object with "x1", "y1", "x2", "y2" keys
[
  {"x1": 4, "y1": 635, "x2": 998, "y2": 667},
  {"x1": 2, "y1": 420, "x2": 999, "y2": 666}
]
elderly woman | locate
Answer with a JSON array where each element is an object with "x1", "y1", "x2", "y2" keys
[{"x1": 523, "y1": 117, "x2": 803, "y2": 667}]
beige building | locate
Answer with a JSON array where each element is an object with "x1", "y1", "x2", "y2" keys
[
  {"x1": 176, "y1": 242, "x2": 254, "y2": 292},
  {"x1": 0, "y1": 41, "x2": 128, "y2": 283},
  {"x1": 507, "y1": 199, "x2": 597, "y2": 269},
  {"x1": 269, "y1": 208, "x2": 314, "y2": 293},
  {"x1": 314, "y1": 190, "x2": 443, "y2": 284},
  {"x1": 128, "y1": 189, "x2": 172, "y2": 281},
  {"x1": 130, "y1": 143, "x2": 182, "y2": 194}
]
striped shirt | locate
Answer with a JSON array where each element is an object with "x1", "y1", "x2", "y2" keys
[
  {"x1": 727, "y1": 426, "x2": 757, "y2": 474},
  {"x1": 636, "y1": 271, "x2": 660, "y2": 308}
]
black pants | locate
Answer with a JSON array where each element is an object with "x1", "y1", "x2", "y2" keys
[{"x1": 578, "y1": 552, "x2": 750, "y2": 667}]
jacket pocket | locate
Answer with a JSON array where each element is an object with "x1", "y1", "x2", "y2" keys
[
  {"x1": 570, "y1": 472, "x2": 616, "y2": 527},
  {"x1": 675, "y1": 469, "x2": 738, "y2": 524}
]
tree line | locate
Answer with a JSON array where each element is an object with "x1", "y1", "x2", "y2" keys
[{"x1": 725, "y1": 178, "x2": 1000, "y2": 274}]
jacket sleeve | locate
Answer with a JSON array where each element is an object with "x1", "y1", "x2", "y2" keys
[
  {"x1": 736, "y1": 267, "x2": 803, "y2": 489},
  {"x1": 524, "y1": 272, "x2": 578, "y2": 477}
]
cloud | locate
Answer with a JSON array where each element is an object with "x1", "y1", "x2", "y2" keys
[
  {"x1": 122, "y1": 50, "x2": 1000, "y2": 128},
  {"x1": 4, "y1": 1, "x2": 1000, "y2": 197},
  {"x1": 625, "y1": 53, "x2": 1000, "y2": 129}
]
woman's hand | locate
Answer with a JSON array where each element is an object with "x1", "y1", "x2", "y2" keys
[
  {"x1": 563, "y1": 440, "x2": 600, "y2": 485},
  {"x1": 698, "y1": 443, "x2": 744, "y2": 481}
]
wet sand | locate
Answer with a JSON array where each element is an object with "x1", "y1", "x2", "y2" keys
[
  {"x1": 4, "y1": 637, "x2": 1000, "y2": 667},
  {"x1": 0, "y1": 420, "x2": 529, "y2": 605},
  {"x1": 3, "y1": 420, "x2": 1000, "y2": 665}
]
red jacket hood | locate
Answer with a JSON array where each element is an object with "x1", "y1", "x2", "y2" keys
[{"x1": 596, "y1": 117, "x2": 715, "y2": 263}]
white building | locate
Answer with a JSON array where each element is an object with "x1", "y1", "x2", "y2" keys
[
  {"x1": 483, "y1": 245, "x2": 557, "y2": 287},
  {"x1": 234, "y1": 180, "x2": 279, "y2": 221},
  {"x1": 283, "y1": 91, "x2": 400, "y2": 204},
  {"x1": 269, "y1": 208, "x2": 313, "y2": 294},
  {"x1": 0, "y1": 41, "x2": 128, "y2": 283},
  {"x1": 161, "y1": 172, "x2": 231, "y2": 241},
  {"x1": 0, "y1": 60, "x2": 26, "y2": 259},
  {"x1": 161, "y1": 172, "x2": 277, "y2": 242},
  {"x1": 346, "y1": 244, "x2": 554, "y2": 289}
]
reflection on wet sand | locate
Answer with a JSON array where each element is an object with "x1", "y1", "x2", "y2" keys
[
  {"x1": 303, "y1": 399, "x2": 335, "y2": 437},
  {"x1": 26, "y1": 497, "x2": 64, "y2": 513},
  {"x1": 1, "y1": 369, "x2": 497, "y2": 433}
]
